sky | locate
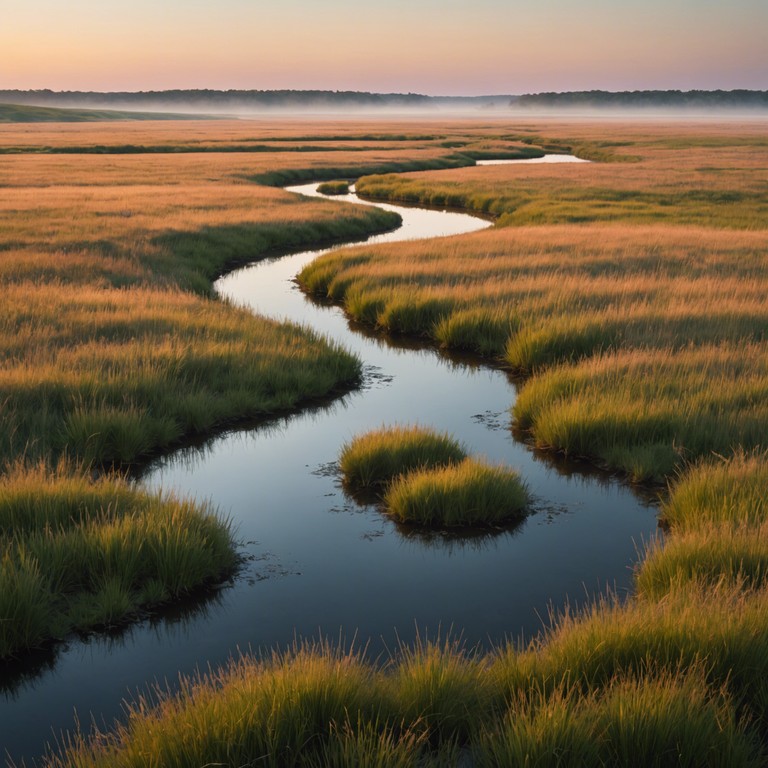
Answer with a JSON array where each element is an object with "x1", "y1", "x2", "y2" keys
[{"x1": 2, "y1": 0, "x2": 766, "y2": 95}]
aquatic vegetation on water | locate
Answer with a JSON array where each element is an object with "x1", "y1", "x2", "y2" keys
[
  {"x1": 384, "y1": 458, "x2": 528, "y2": 527},
  {"x1": 317, "y1": 180, "x2": 352, "y2": 195},
  {"x1": 339, "y1": 425, "x2": 468, "y2": 491}
]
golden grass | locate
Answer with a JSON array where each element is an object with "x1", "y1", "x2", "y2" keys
[
  {"x1": 0, "y1": 282, "x2": 363, "y2": 464},
  {"x1": 1, "y1": 123, "x2": 465, "y2": 466},
  {"x1": 356, "y1": 134, "x2": 768, "y2": 228}
]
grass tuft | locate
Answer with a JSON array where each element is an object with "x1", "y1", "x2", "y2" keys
[
  {"x1": 0, "y1": 463, "x2": 236, "y2": 658},
  {"x1": 339, "y1": 425, "x2": 467, "y2": 491},
  {"x1": 317, "y1": 180, "x2": 352, "y2": 196},
  {"x1": 383, "y1": 458, "x2": 529, "y2": 527}
]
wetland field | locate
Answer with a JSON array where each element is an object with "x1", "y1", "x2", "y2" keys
[{"x1": 1, "y1": 115, "x2": 767, "y2": 765}]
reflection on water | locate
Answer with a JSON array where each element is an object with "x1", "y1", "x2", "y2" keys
[
  {"x1": 1, "y1": 170, "x2": 657, "y2": 765},
  {"x1": 476, "y1": 154, "x2": 591, "y2": 165}
]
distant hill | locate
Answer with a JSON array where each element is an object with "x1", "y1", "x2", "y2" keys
[
  {"x1": 0, "y1": 102, "x2": 211, "y2": 123},
  {"x1": 513, "y1": 90, "x2": 768, "y2": 110}
]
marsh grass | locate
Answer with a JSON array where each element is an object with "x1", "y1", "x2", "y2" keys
[
  {"x1": 355, "y1": 131, "x2": 768, "y2": 228},
  {"x1": 339, "y1": 425, "x2": 467, "y2": 491},
  {"x1": 637, "y1": 524, "x2": 768, "y2": 599},
  {"x1": 250, "y1": 154, "x2": 473, "y2": 186},
  {"x1": 636, "y1": 453, "x2": 768, "y2": 598},
  {"x1": 513, "y1": 345, "x2": 768, "y2": 481},
  {"x1": 383, "y1": 459, "x2": 528, "y2": 527},
  {"x1": 317, "y1": 180, "x2": 351, "y2": 195},
  {"x1": 474, "y1": 673, "x2": 758, "y2": 768},
  {"x1": 43, "y1": 615, "x2": 768, "y2": 767},
  {"x1": 385, "y1": 636, "x2": 491, "y2": 745},
  {"x1": 44, "y1": 643, "x2": 383, "y2": 768},
  {"x1": 0, "y1": 285, "x2": 364, "y2": 466},
  {"x1": 0, "y1": 103, "x2": 203, "y2": 123},
  {"x1": 660, "y1": 452, "x2": 768, "y2": 530},
  {"x1": 0, "y1": 464, "x2": 235, "y2": 658}
]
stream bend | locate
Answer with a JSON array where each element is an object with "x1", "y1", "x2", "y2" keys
[{"x1": 0, "y1": 159, "x2": 658, "y2": 765}]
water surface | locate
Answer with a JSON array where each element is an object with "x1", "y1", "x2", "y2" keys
[{"x1": 477, "y1": 154, "x2": 590, "y2": 165}]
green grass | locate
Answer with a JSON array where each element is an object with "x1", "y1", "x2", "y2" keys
[
  {"x1": 637, "y1": 523, "x2": 768, "y2": 599},
  {"x1": 0, "y1": 143, "x2": 431, "y2": 155},
  {"x1": 1, "y1": 291, "x2": 365, "y2": 467},
  {"x1": 150, "y1": 209, "x2": 401, "y2": 295},
  {"x1": 339, "y1": 425, "x2": 468, "y2": 490},
  {"x1": 636, "y1": 453, "x2": 768, "y2": 599},
  {"x1": 340, "y1": 427, "x2": 527, "y2": 527},
  {"x1": 41, "y1": 624, "x2": 768, "y2": 766},
  {"x1": 0, "y1": 463, "x2": 236, "y2": 659},
  {"x1": 317, "y1": 180, "x2": 352, "y2": 195},
  {"x1": 461, "y1": 145, "x2": 547, "y2": 161},
  {"x1": 475, "y1": 673, "x2": 758, "y2": 768},
  {"x1": 356, "y1": 174, "x2": 768, "y2": 229},
  {"x1": 660, "y1": 451, "x2": 768, "y2": 530},
  {"x1": 1, "y1": 198, "x2": 401, "y2": 468},
  {"x1": 512, "y1": 346, "x2": 768, "y2": 482},
  {"x1": 383, "y1": 458, "x2": 528, "y2": 527},
  {"x1": 250, "y1": 154, "x2": 474, "y2": 186},
  {"x1": 434, "y1": 307, "x2": 519, "y2": 357}
]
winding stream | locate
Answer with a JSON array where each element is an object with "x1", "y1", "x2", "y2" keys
[{"x1": 1, "y1": 158, "x2": 659, "y2": 764}]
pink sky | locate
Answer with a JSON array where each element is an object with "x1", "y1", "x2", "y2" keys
[{"x1": 3, "y1": 0, "x2": 766, "y2": 94}]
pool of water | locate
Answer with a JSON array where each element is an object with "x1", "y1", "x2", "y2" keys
[{"x1": 0, "y1": 173, "x2": 658, "y2": 765}]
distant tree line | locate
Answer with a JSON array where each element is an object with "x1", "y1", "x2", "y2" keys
[
  {"x1": 514, "y1": 90, "x2": 768, "y2": 108},
  {"x1": 0, "y1": 89, "x2": 432, "y2": 108},
  {"x1": 4, "y1": 89, "x2": 765, "y2": 112}
]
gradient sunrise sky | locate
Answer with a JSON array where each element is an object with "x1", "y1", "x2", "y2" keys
[{"x1": 3, "y1": 0, "x2": 766, "y2": 94}]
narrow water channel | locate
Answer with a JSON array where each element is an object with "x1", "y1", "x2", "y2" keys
[{"x1": 0, "y1": 158, "x2": 659, "y2": 765}]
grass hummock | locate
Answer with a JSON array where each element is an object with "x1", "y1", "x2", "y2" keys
[
  {"x1": 384, "y1": 458, "x2": 529, "y2": 527},
  {"x1": 0, "y1": 463, "x2": 237, "y2": 659},
  {"x1": 340, "y1": 426, "x2": 528, "y2": 528},
  {"x1": 339, "y1": 425, "x2": 468, "y2": 491},
  {"x1": 317, "y1": 180, "x2": 351, "y2": 195}
]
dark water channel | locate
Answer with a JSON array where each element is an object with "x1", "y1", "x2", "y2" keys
[{"x1": 1, "y1": 160, "x2": 659, "y2": 764}]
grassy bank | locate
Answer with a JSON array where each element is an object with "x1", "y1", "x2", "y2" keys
[
  {"x1": 250, "y1": 153, "x2": 473, "y2": 186},
  {"x1": 0, "y1": 464, "x2": 235, "y2": 658},
  {"x1": 299, "y1": 224, "x2": 768, "y2": 480},
  {"x1": 0, "y1": 103, "x2": 208, "y2": 123},
  {"x1": 354, "y1": 126, "x2": 768, "y2": 228},
  {"x1": 0, "y1": 150, "x2": 412, "y2": 466}
]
